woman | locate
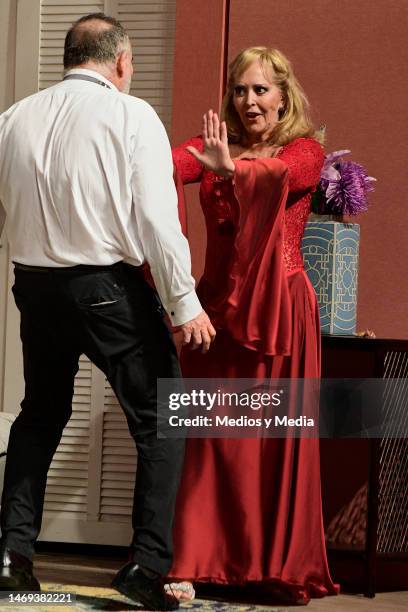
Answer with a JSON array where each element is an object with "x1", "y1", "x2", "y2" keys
[{"x1": 167, "y1": 47, "x2": 338, "y2": 605}]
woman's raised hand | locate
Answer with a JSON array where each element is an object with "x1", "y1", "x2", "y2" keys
[{"x1": 186, "y1": 110, "x2": 235, "y2": 178}]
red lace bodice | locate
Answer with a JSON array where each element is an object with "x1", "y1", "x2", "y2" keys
[{"x1": 172, "y1": 136, "x2": 324, "y2": 273}]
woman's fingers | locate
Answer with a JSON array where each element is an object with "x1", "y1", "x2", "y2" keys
[
  {"x1": 204, "y1": 110, "x2": 223, "y2": 146},
  {"x1": 202, "y1": 113, "x2": 208, "y2": 140},
  {"x1": 186, "y1": 146, "x2": 203, "y2": 162},
  {"x1": 207, "y1": 109, "x2": 214, "y2": 139},
  {"x1": 213, "y1": 112, "x2": 220, "y2": 140}
]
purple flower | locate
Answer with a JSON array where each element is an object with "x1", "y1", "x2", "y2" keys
[
  {"x1": 319, "y1": 150, "x2": 376, "y2": 216},
  {"x1": 321, "y1": 149, "x2": 350, "y2": 182}
]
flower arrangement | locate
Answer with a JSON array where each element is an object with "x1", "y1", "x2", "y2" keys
[{"x1": 312, "y1": 150, "x2": 376, "y2": 216}]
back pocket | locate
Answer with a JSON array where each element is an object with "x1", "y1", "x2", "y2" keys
[{"x1": 75, "y1": 272, "x2": 126, "y2": 310}]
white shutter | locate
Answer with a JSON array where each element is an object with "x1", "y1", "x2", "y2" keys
[
  {"x1": 117, "y1": 0, "x2": 176, "y2": 131},
  {"x1": 35, "y1": 0, "x2": 176, "y2": 544},
  {"x1": 39, "y1": 1, "x2": 105, "y2": 91},
  {"x1": 39, "y1": 0, "x2": 176, "y2": 132},
  {"x1": 101, "y1": 383, "x2": 137, "y2": 522},
  {"x1": 39, "y1": 0, "x2": 102, "y2": 525},
  {"x1": 43, "y1": 357, "x2": 91, "y2": 518}
]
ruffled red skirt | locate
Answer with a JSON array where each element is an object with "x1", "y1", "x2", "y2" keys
[{"x1": 169, "y1": 270, "x2": 339, "y2": 604}]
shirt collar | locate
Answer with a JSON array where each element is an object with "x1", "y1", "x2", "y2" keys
[{"x1": 63, "y1": 68, "x2": 118, "y2": 91}]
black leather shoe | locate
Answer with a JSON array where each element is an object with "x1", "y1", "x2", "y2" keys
[
  {"x1": 0, "y1": 548, "x2": 40, "y2": 591},
  {"x1": 112, "y1": 562, "x2": 179, "y2": 611}
]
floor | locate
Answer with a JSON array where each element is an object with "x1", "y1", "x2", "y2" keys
[{"x1": 23, "y1": 552, "x2": 408, "y2": 611}]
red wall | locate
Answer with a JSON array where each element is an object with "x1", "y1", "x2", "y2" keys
[
  {"x1": 171, "y1": 0, "x2": 228, "y2": 278},
  {"x1": 172, "y1": 0, "x2": 408, "y2": 339}
]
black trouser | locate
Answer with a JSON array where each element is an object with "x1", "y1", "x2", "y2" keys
[{"x1": 0, "y1": 262, "x2": 184, "y2": 575}]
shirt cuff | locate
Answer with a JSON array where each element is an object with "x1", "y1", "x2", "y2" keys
[{"x1": 166, "y1": 290, "x2": 202, "y2": 326}]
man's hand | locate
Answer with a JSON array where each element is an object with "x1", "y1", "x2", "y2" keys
[{"x1": 180, "y1": 310, "x2": 216, "y2": 353}]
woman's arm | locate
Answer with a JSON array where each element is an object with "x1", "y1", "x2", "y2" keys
[
  {"x1": 172, "y1": 136, "x2": 205, "y2": 184},
  {"x1": 277, "y1": 138, "x2": 324, "y2": 192}
]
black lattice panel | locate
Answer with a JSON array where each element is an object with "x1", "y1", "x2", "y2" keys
[{"x1": 378, "y1": 350, "x2": 408, "y2": 554}]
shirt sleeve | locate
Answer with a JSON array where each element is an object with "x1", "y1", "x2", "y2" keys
[
  {"x1": 172, "y1": 136, "x2": 204, "y2": 184},
  {"x1": 130, "y1": 104, "x2": 202, "y2": 326},
  {"x1": 278, "y1": 138, "x2": 324, "y2": 192}
]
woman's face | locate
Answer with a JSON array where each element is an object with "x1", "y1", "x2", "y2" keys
[{"x1": 232, "y1": 60, "x2": 283, "y2": 143}]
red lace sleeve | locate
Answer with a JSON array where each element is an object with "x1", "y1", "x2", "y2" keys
[
  {"x1": 172, "y1": 136, "x2": 204, "y2": 184},
  {"x1": 278, "y1": 137, "x2": 324, "y2": 192}
]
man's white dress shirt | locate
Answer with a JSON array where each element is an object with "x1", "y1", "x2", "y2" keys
[{"x1": 0, "y1": 69, "x2": 201, "y2": 326}]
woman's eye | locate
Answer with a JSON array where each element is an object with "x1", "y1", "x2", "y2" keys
[
  {"x1": 234, "y1": 86, "x2": 245, "y2": 96},
  {"x1": 255, "y1": 86, "x2": 268, "y2": 94}
]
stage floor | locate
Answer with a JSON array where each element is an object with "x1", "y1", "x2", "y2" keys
[{"x1": 25, "y1": 552, "x2": 407, "y2": 611}]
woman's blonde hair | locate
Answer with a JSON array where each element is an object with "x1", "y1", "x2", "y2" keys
[{"x1": 221, "y1": 46, "x2": 323, "y2": 146}]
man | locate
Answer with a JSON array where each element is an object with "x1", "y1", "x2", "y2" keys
[{"x1": 0, "y1": 13, "x2": 215, "y2": 611}]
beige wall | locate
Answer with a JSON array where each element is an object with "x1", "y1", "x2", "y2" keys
[
  {"x1": 0, "y1": 0, "x2": 16, "y2": 111},
  {"x1": 0, "y1": 0, "x2": 17, "y2": 412},
  {"x1": 0, "y1": 1, "x2": 42, "y2": 414}
]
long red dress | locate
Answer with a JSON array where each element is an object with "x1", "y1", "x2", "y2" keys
[{"x1": 170, "y1": 137, "x2": 339, "y2": 603}]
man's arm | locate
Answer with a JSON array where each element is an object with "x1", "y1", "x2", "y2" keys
[{"x1": 130, "y1": 102, "x2": 215, "y2": 350}]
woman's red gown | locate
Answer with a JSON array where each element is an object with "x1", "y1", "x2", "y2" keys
[{"x1": 170, "y1": 137, "x2": 339, "y2": 603}]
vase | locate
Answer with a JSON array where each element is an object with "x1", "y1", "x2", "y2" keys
[{"x1": 301, "y1": 218, "x2": 360, "y2": 335}]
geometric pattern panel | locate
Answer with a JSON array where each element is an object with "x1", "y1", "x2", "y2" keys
[
  {"x1": 378, "y1": 350, "x2": 408, "y2": 553},
  {"x1": 302, "y1": 221, "x2": 360, "y2": 335}
]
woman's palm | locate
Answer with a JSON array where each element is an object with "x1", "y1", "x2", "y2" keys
[{"x1": 186, "y1": 110, "x2": 235, "y2": 177}]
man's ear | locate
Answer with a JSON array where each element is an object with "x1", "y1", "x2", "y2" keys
[{"x1": 116, "y1": 50, "x2": 126, "y2": 78}]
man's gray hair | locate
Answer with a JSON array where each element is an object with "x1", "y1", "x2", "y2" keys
[{"x1": 64, "y1": 13, "x2": 129, "y2": 69}]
